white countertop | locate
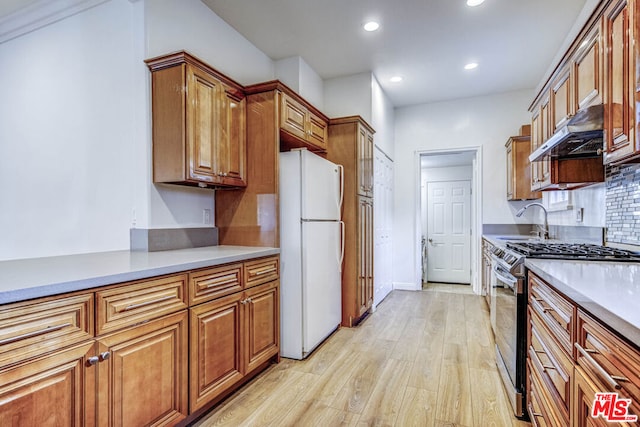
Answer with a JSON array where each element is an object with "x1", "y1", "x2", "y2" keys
[
  {"x1": 0, "y1": 246, "x2": 279, "y2": 305},
  {"x1": 525, "y1": 259, "x2": 640, "y2": 348}
]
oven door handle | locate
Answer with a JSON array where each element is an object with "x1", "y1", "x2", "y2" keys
[{"x1": 492, "y1": 264, "x2": 517, "y2": 291}]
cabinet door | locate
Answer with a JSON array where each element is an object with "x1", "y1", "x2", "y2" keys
[
  {"x1": 531, "y1": 109, "x2": 541, "y2": 191},
  {"x1": 97, "y1": 311, "x2": 188, "y2": 427},
  {"x1": 0, "y1": 341, "x2": 96, "y2": 427},
  {"x1": 244, "y1": 281, "x2": 279, "y2": 373},
  {"x1": 219, "y1": 88, "x2": 247, "y2": 187},
  {"x1": 603, "y1": 0, "x2": 638, "y2": 164},
  {"x1": 357, "y1": 126, "x2": 374, "y2": 197},
  {"x1": 574, "y1": 23, "x2": 603, "y2": 110},
  {"x1": 307, "y1": 111, "x2": 328, "y2": 151},
  {"x1": 186, "y1": 65, "x2": 222, "y2": 184},
  {"x1": 539, "y1": 95, "x2": 552, "y2": 187},
  {"x1": 280, "y1": 93, "x2": 308, "y2": 141},
  {"x1": 573, "y1": 367, "x2": 613, "y2": 427},
  {"x1": 551, "y1": 68, "x2": 573, "y2": 132},
  {"x1": 506, "y1": 141, "x2": 514, "y2": 199},
  {"x1": 365, "y1": 198, "x2": 374, "y2": 310},
  {"x1": 357, "y1": 196, "x2": 374, "y2": 315},
  {"x1": 189, "y1": 294, "x2": 243, "y2": 413}
]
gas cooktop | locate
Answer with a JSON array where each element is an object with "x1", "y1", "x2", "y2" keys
[{"x1": 506, "y1": 242, "x2": 640, "y2": 262}]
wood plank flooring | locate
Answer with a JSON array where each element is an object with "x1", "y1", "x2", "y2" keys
[{"x1": 193, "y1": 287, "x2": 532, "y2": 427}]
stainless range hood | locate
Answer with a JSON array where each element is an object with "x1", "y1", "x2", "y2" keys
[{"x1": 529, "y1": 104, "x2": 604, "y2": 162}]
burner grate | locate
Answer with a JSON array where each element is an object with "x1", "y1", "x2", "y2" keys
[{"x1": 506, "y1": 242, "x2": 640, "y2": 261}]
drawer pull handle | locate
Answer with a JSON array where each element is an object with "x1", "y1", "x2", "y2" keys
[
  {"x1": 532, "y1": 412, "x2": 543, "y2": 417},
  {"x1": 542, "y1": 365, "x2": 556, "y2": 371},
  {"x1": 204, "y1": 274, "x2": 238, "y2": 288},
  {"x1": 250, "y1": 267, "x2": 276, "y2": 277},
  {"x1": 575, "y1": 343, "x2": 626, "y2": 390},
  {"x1": 0, "y1": 322, "x2": 72, "y2": 346},
  {"x1": 123, "y1": 295, "x2": 175, "y2": 311}
]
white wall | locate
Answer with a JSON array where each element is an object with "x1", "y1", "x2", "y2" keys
[
  {"x1": 371, "y1": 76, "x2": 395, "y2": 158},
  {"x1": 393, "y1": 89, "x2": 534, "y2": 285},
  {"x1": 541, "y1": 185, "x2": 606, "y2": 227},
  {"x1": 323, "y1": 73, "x2": 373, "y2": 123},
  {"x1": 0, "y1": 0, "x2": 142, "y2": 260},
  {"x1": 274, "y1": 56, "x2": 324, "y2": 110}
]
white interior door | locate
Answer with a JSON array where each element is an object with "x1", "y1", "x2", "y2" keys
[
  {"x1": 374, "y1": 148, "x2": 393, "y2": 307},
  {"x1": 426, "y1": 180, "x2": 471, "y2": 284}
]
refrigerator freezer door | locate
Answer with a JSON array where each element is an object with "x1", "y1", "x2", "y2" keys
[
  {"x1": 301, "y1": 221, "x2": 342, "y2": 355},
  {"x1": 300, "y1": 150, "x2": 341, "y2": 221}
]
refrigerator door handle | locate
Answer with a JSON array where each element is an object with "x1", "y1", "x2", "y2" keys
[
  {"x1": 337, "y1": 165, "x2": 344, "y2": 211},
  {"x1": 339, "y1": 220, "x2": 346, "y2": 272}
]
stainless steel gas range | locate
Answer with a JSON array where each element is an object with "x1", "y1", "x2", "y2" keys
[{"x1": 489, "y1": 240, "x2": 640, "y2": 419}]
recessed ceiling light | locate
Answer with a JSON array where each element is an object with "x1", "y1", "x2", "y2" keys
[
  {"x1": 390, "y1": 76, "x2": 403, "y2": 83},
  {"x1": 363, "y1": 21, "x2": 380, "y2": 32},
  {"x1": 464, "y1": 62, "x2": 478, "y2": 70},
  {"x1": 466, "y1": 0, "x2": 485, "y2": 6}
]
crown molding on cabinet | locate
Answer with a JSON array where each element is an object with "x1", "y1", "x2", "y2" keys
[{"x1": 0, "y1": 0, "x2": 109, "y2": 44}]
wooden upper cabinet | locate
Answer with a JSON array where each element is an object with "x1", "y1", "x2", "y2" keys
[
  {"x1": 507, "y1": 125, "x2": 540, "y2": 200},
  {"x1": 573, "y1": 22, "x2": 603, "y2": 110},
  {"x1": 551, "y1": 68, "x2": 573, "y2": 133},
  {"x1": 146, "y1": 51, "x2": 247, "y2": 189},
  {"x1": 603, "y1": 0, "x2": 640, "y2": 164},
  {"x1": 279, "y1": 91, "x2": 328, "y2": 152},
  {"x1": 357, "y1": 124, "x2": 374, "y2": 197}
]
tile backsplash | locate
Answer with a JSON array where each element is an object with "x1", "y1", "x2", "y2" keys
[{"x1": 606, "y1": 163, "x2": 640, "y2": 246}]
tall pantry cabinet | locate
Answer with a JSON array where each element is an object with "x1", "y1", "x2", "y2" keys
[{"x1": 327, "y1": 116, "x2": 375, "y2": 327}]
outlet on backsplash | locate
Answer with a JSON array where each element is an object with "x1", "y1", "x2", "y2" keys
[
  {"x1": 575, "y1": 207, "x2": 583, "y2": 223},
  {"x1": 203, "y1": 209, "x2": 211, "y2": 225}
]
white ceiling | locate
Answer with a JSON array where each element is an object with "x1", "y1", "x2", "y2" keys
[
  {"x1": 203, "y1": 0, "x2": 587, "y2": 107},
  {"x1": 1, "y1": 0, "x2": 587, "y2": 107}
]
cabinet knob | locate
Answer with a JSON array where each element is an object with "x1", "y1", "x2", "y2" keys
[
  {"x1": 99, "y1": 351, "x2": 111, "y2": 361},
  {"x1": 596, "y1": 148, "x2": 607, "y2": 155},
  {"x1": 87, "y1": 356, "x2": 100, "y2": 366}
]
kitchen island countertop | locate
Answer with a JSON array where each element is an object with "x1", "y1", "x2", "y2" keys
[
  {"x1": 525, "y1": 258, "x2": 640, "y2": 348},
  {"x1": 0, "y1": 246, "x2": 279, "y2": 305}
]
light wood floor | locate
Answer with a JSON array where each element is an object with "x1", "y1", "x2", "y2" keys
[{"x1": 194, "y1": 289, "x2": 532, "y2": 427}]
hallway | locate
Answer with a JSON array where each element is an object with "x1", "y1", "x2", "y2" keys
[{"x1": 195, "y1": 289, "x2": 530, "y2": 426}]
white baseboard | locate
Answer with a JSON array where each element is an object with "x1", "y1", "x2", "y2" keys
[{"x1": 392, "y1": 282, "x2": 420, "y2": 291}]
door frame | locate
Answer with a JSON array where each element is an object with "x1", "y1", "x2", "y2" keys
[{"x1": 415, "y1": 146, "x2": 483, "y2": 294}]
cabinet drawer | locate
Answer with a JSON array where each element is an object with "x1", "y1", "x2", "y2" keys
[
  {"x1": 0, "y1": 294, "x2": 93, "y2": 368},
  {"x1": 576, "y1": 310, "x2": 640, "y2": 420},
  {"x1": 244, "y1": 256, "x2": 279, "y2": 288},
  {"x1": 96, "y1": 274, "x2": 188, "y2": 335},
  {"x1": 189, "y1": 264, "x2": 243, "y2": 305},
  {"x1": 528, "y1": 359, "x2": 561, "y2": 427},
  {"x1": 529, "y1": 273, "x2": 574, "y2": 356},
  {"x1": 529, "y1": 308, "x2": 572, "y2": 423}
]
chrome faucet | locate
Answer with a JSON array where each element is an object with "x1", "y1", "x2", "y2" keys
[{"x1": 516, "y1": 202, "x2": 549, "y2": 240}]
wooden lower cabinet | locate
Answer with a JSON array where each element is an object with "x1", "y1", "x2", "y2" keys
[
  {"x1": 189, "y1": 293, "x2": 243, "y2": 412},
  {"x1": 244, "y1": 281, "x2": 279, "y2": 373},
  {"x1": 96, "y1": 311, "x2": 188, "y2": 426},
  {"x1": 0, "y1": 340, "x2": 96, "y2": 426},
  {"x1": 189, "y1": 280, "x2": 279, "y2": 413},
  {"x1": 528, "y1": 272, "x2": 640, "y2": 427},
  {"x1": 356, "y1": 196, "x2": 374, "y2": 320}
]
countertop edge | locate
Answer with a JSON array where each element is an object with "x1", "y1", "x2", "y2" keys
[
  {"x1": 0, "y1": 247, "x2": 280, "y2": 305},
  {"x1": 525, "y1": 259, "x2": 640, "y2": 349}
]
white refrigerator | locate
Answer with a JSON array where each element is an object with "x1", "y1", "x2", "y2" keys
[{"x1": 279, "y1": 148, "x2": 344, "y2": 360}]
